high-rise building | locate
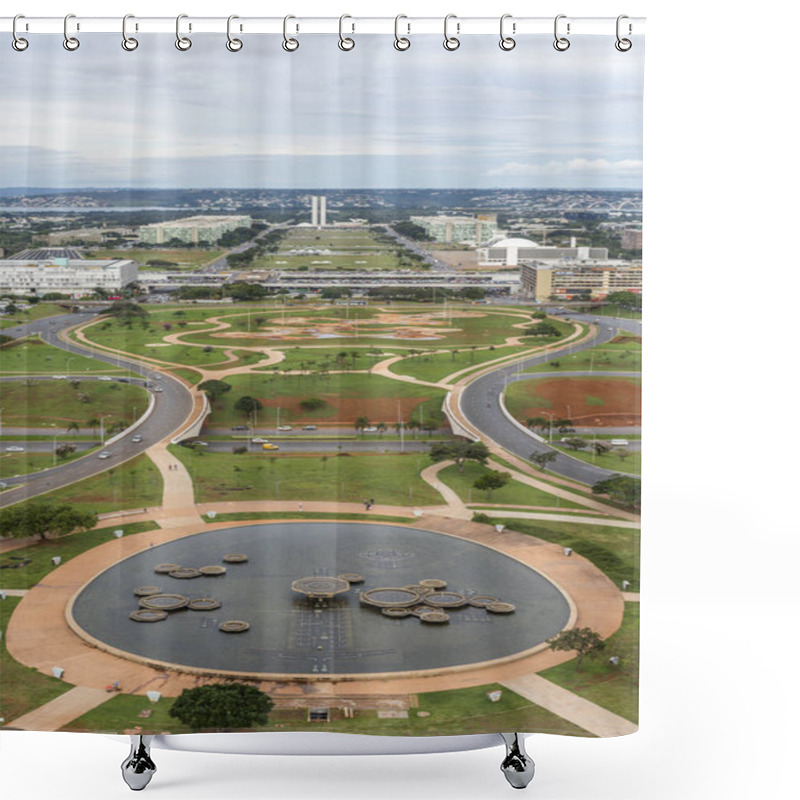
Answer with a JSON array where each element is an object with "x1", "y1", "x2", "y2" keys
[
  {"x1": 310, "y1": 195, "x2": 327, "y2": 227},
  {"x1": 311, "y1": 196, "x2": 319, "y2": 226}
]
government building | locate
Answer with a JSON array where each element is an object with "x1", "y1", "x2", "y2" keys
[
  {"x1": 520, "y1": 260, "x2": 641, "y2": 302},
  {"x1": 139, "y1": 215, "x2": 252, "y2": 245},
  {"x1": 478, "y1": 237, "x2": 609, "y2": 267},
  {"x1": 409, "y1": 214, "x2": 499, "y2": 244},
  {"x1": 0, "y1": 257, "x2": 138, "y2": 297}
]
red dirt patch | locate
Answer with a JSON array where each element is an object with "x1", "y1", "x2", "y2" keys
[{"x1": 516, "y1": 377, "x2": 640, "y2": 427}]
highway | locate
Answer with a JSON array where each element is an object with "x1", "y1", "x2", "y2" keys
[
  {"x1": 459, "y1": 312, "x2": 642, "y2": 485},
  {"x1": 0, "y1": 312, "x2": 195, "y2": 508}
]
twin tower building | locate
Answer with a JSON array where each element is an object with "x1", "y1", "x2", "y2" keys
[{"x1": 310, "y1": 195, "x2": 327, "y2": 227}]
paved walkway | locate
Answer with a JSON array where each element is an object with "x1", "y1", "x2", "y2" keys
[
  {"x1": 144, "y1": 443, "x2": 204, "y2": 528},
  {"x1": 6, "y1": 686, "x2": 110, "y2": 731},
  {"x1": 502, "y1": 674, "x2": 637, "y2": 737},
  {"x1": 0, "y1": 589, "x2": 27, "y2": 597}
]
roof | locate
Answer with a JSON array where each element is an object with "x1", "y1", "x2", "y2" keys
[{"x1": 483, "y1": 237, "x2": 539, "y2": 249}]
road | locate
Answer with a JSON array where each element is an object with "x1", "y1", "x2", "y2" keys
[
  {"x1": 0, "y1": 312, "x2": 195, "y2": 508},
  {"x1": 459, "y1": 313, "x2": 642, "y2": 485}
]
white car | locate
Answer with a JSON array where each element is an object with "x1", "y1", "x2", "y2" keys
[
  {"x1": 363, "y1": 426, "x2": 378, "y2": 433},
  {"x1": 153, "y1": 387, "x2": 163, "y2": 393},
  {"x1": 98, "y1": 376, "x2": 113, "y2": 381},
  {"x1": 277, "y1": 425, "x2": 293, "y2": 431},
  {"x1": 251, "y1": 437, "x2": 270, "y2": 443},
  {"x1": 97, "y1": 451, "x2": 112, "y2": 459},
  {"x1": 5, "y1": 446, "x2": 25, "y2": 452},
  {"x1": 131, "y1": 435, "x2": 143, "y2": 443},
  {"x1": 52, "y1": 375, "x2": 67, "y2": 380}
]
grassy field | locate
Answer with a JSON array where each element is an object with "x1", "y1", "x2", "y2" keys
[
  {"x1": 0, "y1": 379, "x2": 149, "y2": 428},
  {"x1": 0, "y1": 521, "x2": 160, "y2": 590},
  {"x1": 388, "y1": 345, "x2": 532, "y2": 383},
  {"x1": 540, "y1": 602, "x2": 639, "y2": 723},
  {"x1": 551, "y1": 444, "x2": 641, "y2": 476},
  {"x1": 260, "y1": 346, "x2": 389, "y2": 373},
  {"x1": 494, "y1": 517, "x2": 640, "y2": 591},
  {"x1": 524, "y1": 340, "x2": 641, "y2": 374},
  {"x1": 0, "y1": 447, "x2": 100, "y2": 481},
  {"x1": 12, "y1": 454, "x2": 164, "y2": 514},
  {"x1": 438, "y1": 462, "x2": 584, "y2": 509},
  {"x1": 0, "y1": 302, "x2": 69, "y2": 329},
  {"x1": 86, "y1": 248, "x2": 225, "y2": 269},
  {"x1": 63, "y1": 681, "x2": 590, "y2": 737},
  {"x1": 1, "y1": 597, "x2": 73, "y2": 723},
  {"x1": 205, "y1": 372, "x2": 446, "y2": 428},
  {"x1": 170, "y1": 447, "x2": 443, "y2": 506},
  {"x1": 0, "y1": 336, "x2": 125, "y2": 374}
]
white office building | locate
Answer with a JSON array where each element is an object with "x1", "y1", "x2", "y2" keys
[
  {"x1": 310, "y1": 195, "x2": 327, "y2": 227},
  {"x1": 478, "y1": 237, "x2": 610, "y2": 266},
  {"x1": 0, "y1": 258, "x2": 138, "y2": 296},
  {"x1": 139, "y1": 215, "x2": 251, "y2": 245}
]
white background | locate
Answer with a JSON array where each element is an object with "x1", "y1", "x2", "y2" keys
[{"x1": 2, "y1": 1, "x2": 798, "y2": 799}]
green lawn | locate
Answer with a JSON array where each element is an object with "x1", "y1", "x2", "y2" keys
[
  {"x1": 205, "y1": 372, "x2": 446, "y2": 428},
  {"x1": 389, "y1": 345, "x2": 531, "y2": 383},
  {"x1": 540, "y1": 602, "x2": 639, "y2": 724},
  {"x1": 0, "y1": 302, "x2": 69, "y2": 328},
  {"x1": 524, "y1": 343, "x2": 641, "y2": 374},
  {"x1": 0, "y1": 521, "x2": 160, "y2": 590},
  {"x1": 492, "y1": 517, "x2": 640, "y2": 590},
  {"x1": 261, "y1": 346, "x2": 389, "y2": 373},
  {"x1": 1, "y1": 596, "x2": 74, "y2": 723},
  {"x1": 170, "y1": 447, "x2": 442, "y2": 506},
  {"x1": 12, "y1": 453, "x2": 164, "y2": 514},
  {"x1": 0, "y1": 336, "x2": 125, "y2": 374},
  {"x1": 63, "y1": 682, "x2": 590, "y2": 737},
  {"x1": 0, "y1": 380, "x2": 149, "y2": 429},
  {"x1": 438, "y1": 462, "x2": 583, "y2": 509},
  {"x1": 552, "y1": 444, "x2": 641, "y2": 476},
  {"x1": 0, "y1": 446, "x2": 101, "y2": 481}
]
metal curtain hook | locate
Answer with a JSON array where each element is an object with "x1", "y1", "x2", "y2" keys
[
  {"x1": 339, "y1": 14, "x2": 355, "y2": 51},
  {"x1": 12, "y1": 14, "x2": 29, "y2": 51},
  {"x1": 282, "y1": 15, "x2": 299, "y2": 51},
  {"x1": 226, "y1": 15, "x2": 242, "y2": 51},
  {"x1": 443, "y1": 14, "x2": 460, "y2": 51},
  {"x1": 394, "y1": 14, "x2": 410, "y2": 51},
  {"x1": 63, "y1": 13, "x2": 80, "y2": 51},
  {"x1": 553, "y1": 14, "x2": 570, "y2": 51},
  {"x1": 122, "y1": 14, "x2": 138, "y2": 51},
  {"x1": 615, "y1": 15, "x2": 632, "y2": 51},
  {"x1": 175, "y1": 14, "x2": 192, "y2": 50},
  {"x1": 499, "y1": 14, "x2": 515, "y2": 51}
]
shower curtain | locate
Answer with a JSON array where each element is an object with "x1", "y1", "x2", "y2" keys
[{"x1": 0, "y1": 23, "x2": 643, "y2": 742}]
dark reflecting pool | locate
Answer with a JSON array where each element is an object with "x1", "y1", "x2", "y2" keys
[{"x1": 71, "y1": 522, "x2": 570, "y2": 675}]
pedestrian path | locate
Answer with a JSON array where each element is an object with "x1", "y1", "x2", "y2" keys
[
  {"x1": 6, "y1": 686, "x2": 110, "y2": 731},
  {"x1": 502, "y1": 673, "x2": 637, "y2": 738},
  {"x1": 145, "y1": 444, "x2": 203, "y2": 528}
]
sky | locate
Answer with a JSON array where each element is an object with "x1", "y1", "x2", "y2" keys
[{"x1": 0, "y1": 33, "x2": 643, "y2": 190}]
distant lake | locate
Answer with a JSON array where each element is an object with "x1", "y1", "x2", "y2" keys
[{"x1": 0, "y1": 206, "x2": 190, "y2": 213}]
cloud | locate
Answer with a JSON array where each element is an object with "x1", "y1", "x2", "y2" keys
[{"x1": 487, "y1": 159, "x2": 643, "y2": 177}]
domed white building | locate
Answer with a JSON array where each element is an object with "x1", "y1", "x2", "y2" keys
[{"x1": 478, "y1": 236, "x2": 608, "y2": 267}]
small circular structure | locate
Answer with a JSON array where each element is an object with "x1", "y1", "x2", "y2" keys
[
  {"x1": 199, "y1": 565, "x2": 227, "y2": 576},
  {"x1": 410, "y1": 605, "x2": 436, "y2": 617},
  {"x1": 292, "y1": 576, "x2": 351, "y2": 599},
  {"x1": 404, "y1": 584, "x2": 434, "y2": 596},
  {"x1": 337, "y1": 572, "x2": 364, "y2": 583},
  {"x1": 360, "y1": 587, "x2": 421, "y2": 608},
  {"x1": 223, "y1": 553, "x2": 249, "y2": 564},
  {"x1": 139, "y1": 594, "x2": 189, "y2": 611},
  {"x1": 168, "y1": 567, "x2": 202, "y2": 579},
  {"x1": 154, "y1": 563, "x2": 181, "y2": 574},
  {"x1": 425, "y1": 591, "x2": 468, "y2": 608},
  {"x1": 420, "y1": 611, "x2": 450, "y2": 624},
  {"x1": 133, "y1": 586, "x2": 162, "y2": 597},
  {"x1": 419, "y1": 578, "x2": 447, "y2": 589},
  {"x1": 487, "y1": 601, "x2": 516, "y2": 614},
  {"x1": 219, "y1": 620, "x2": 250, "y2": 633},
  {"x1": 188, "y1": 598, "x2": 221, "y2": 611},
  {"x1": 468, "y1": 595, "x2": 499, "y2": 608},
  {"x1": 129, "y1": 609, "x2": 167, "y2": 623},
  {"x1": 381, "y1": 607, "x2": 412, "y2": 618}
]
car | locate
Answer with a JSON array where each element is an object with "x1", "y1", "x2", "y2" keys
[
  {"x1": 117, "y1": 378, "x2": 129, "y2": 383},
  {"x1": 277, "y1": 425, "x2": 293, "y2": 431},
  {"x1": 559, "y1": 427, "x2": 576, "y2": 434},
  {"x1": 154, "y1": 374, "x2": 163, "y2": 380},
  {"x1": 97, "y1": 451, "x2": 112, "y2": 459},
  {"x1": 262, "y1": 443, "x2": 280, "y2": 450},
  {"x1": 231, "y1": 425, "x2": 249, "y2": 431},
  {"x1": 98, "y1": 376, "x2": 113, "y2": 381},
  {"x1": 251, "y1": 437, "x2": 270, "y2": 443},
  {"x1": 4, "y1": 446, "x2": 25, "y2": 452},
  {"x1": 131, "y1": 435, "x2": 143, "y2": 443},
  {"x1": 52, "y1": 375, "x2": 67, "y2": 379},
  {"x1": 153, "y1": 387, "x2": 163, "y2": 393},
  {"x1": 302, "y1": 425, "x2": 317, "y2": 431},
  {"x1": 363, "y1": 426, "x2": 378, "y2": 433},
  {"x1": 193, "y1": 441, "x2": 209, "y2": 447}
]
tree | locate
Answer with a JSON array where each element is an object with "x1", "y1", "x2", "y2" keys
[
  {"x1": 592, "y1": 474, "x2": 641, "y2": 508},
  {"x1": 531, "y1": 310, "x2": 548, "y2": 320},
  {"x1": 525, "y1": 416, "x2": 549, "y2": 431},
  {"x1": 547, "y1": 628, "x2": 606, "y2": 672},
  {"x1": 429, "y1": 440, "x2": 490, "y2": 473},
  {"x1": 86, "y1": 416, "x2": 100, "y2": 439},
  {"x1": 562, "y1": 438, "x2": 588, "y2": 451},
  {"x1": 233, "y1": 395, "x2": 262, "y2": 422},
  {"x1": 473, "y1": 470, "x2": 510, "y2": 500},
  {"x1": 198, "y1": 379, "x2": 233, "y2": 402},
  {"x1": 66, "y1": 421, "x2": 80, "y2": 436},
  {"x1": 354, "y1": 415, "x2": 370, "y2": 435},
  {"x1": 0, "y1": 502, "x2": 97, "y2": 541},
  {"x1": 299, "y1": 397, "x2": 326, "y2": 412},
  {"x1": 525, "y1": 321, "x2": 562, "y2": 338},
  {"x1": 615, "y1": 448, "x2": 633, "y2": 462},
  {"x1": 530, "y1": 451, "x2": 558, "y2": 471},
  {"x1": 55, "y1": 443, "x2": 77, "y2": 459},
  {"x1": 376, "y1": 422, "x2": 387, "y2": 437},
  {"x1": 169, "y1": 683, "x2": 274, "y2": 730},
  {"x1": 594, "y1": 442, "x2": 612, "y2": 456}
]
